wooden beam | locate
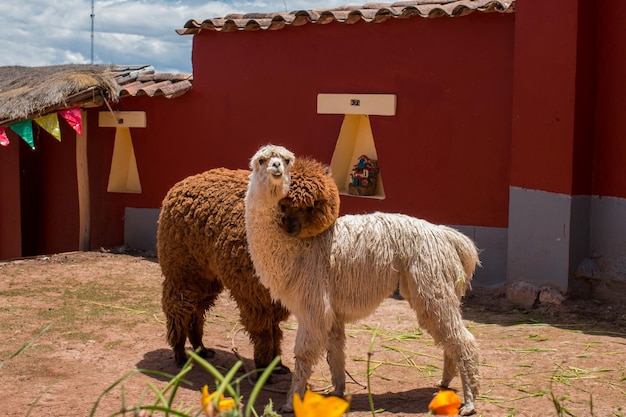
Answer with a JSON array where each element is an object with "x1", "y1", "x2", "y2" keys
[{"x1": 76, "y1": 109, "x2": 91, "y2": 251}]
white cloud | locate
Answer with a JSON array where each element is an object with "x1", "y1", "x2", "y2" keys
[{"x1": 0, "y1": 0, "x2": 348, "y2": 73}]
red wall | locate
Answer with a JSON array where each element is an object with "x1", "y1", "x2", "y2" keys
[
  {"x1": 510, "y1": 0, "x2": 581, "y2": 195},
  {"x1": 189, "y1": 13, "x2": 515, "y2": 227},
  {"x1": 31, "y1": 123, "x2": 80, "y2": 255},
  {"x1": 0, "y1": 124, "x2": 79, "y2": 259},
  {"x1": 3, "y1": 3, "x2": 626, "y2": 264},
  {"x1": 593, "y1": 1, "x2": 626, "y2": 199},
  {"x1": 0, "y1": 131, "x2": 21, "y2": 259},
  {"x1": 86, "y1": 94, "x2": 201, "y2": 249}
]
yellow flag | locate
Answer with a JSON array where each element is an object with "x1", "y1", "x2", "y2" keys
[{"x1": 34, "y1": 113, "x2": 61, "y2": 141}]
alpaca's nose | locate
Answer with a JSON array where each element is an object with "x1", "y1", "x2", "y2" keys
[
  {"x1": 269, "y1": 159, "x2": 284, "y2": 176},
  {"x1": 282, "y1": 216, "x2": 302, "y2": 236}
]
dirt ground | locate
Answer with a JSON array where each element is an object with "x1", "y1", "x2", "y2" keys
[{"x1": 1, "y1": 250, "x2": 625, "y2": 417}]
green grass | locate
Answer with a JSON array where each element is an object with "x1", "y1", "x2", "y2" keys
[{"x1": 3, "y1": 271, "x2": 161, "y2": 348}]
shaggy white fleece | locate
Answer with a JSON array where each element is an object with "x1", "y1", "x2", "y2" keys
[{"x1": 245, "y1": 145, "x2": 481, "y2": 415}]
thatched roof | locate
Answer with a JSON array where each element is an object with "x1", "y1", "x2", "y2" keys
[
  {"x1": 0, "y1": 64, "x2": 120, "y2": 126},
  {"x1": 0, "y1": 64, "x2": 192, "y2": 127}
]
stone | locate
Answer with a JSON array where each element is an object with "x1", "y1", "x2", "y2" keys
[
  {"x1": 506, "y1": 281, "x2": 539, "y2": 309},
  {"x1": 539, "y1": 286, "x2": 565, "y2": 306}
]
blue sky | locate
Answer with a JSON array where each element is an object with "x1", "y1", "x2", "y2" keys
[{"x1": 0, "y1": 0, "x2": 347, "y2": 74}]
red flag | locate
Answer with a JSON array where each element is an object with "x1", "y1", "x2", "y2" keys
[
  {"x1": 59, "y1": 107, "x2": 82, "y2": 135},
  {"x1": 0, "y1": 127, "x2": 9, "y2": 147}
]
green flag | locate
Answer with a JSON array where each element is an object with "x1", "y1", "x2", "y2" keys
[{"x1": 9, "y1": 120, "x2": 34, "y2": 149}]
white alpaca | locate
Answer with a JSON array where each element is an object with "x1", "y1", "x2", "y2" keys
[{"x1": 245, "y1": 145, "x2": 481, "y2": 415}]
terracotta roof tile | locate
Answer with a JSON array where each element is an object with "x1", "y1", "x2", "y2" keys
[
  {"x1": 177, "y1": 0, "x2": 515, "y2": 35},
  {"x1": 114, "y1": 66, "x2": 193, "y2": 99}
]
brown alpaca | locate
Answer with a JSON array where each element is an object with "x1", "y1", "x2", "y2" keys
[{"x1": 157, "y1": 161, "x2": 339, "y2": 373}]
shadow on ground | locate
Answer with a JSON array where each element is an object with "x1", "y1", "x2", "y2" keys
[
  {"x1": 136, "y1": 348, "x2": 442, "y2": 415},
  {"x1": 462, "y1": 287, "x2": 626, "y2": 339}
]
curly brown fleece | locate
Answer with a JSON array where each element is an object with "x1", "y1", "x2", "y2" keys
[{"x1": 158, "y1": 161, "x2": 339, "y2": 371}]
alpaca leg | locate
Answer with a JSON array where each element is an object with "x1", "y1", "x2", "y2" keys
[
  {"x1": 162, "y1": 278, "x2": 195, "y2": 366},
  {"x1": 454, "y1": 329, "x2": 480, "y2": 416},
  {"x1": 253, "y1": 319, "x2": 290, "y2": 374},
  {"x1": 424, "y1": 318, "x2": 479, "y2": 416},
  {"x1": 234, "y1": 297, "x2": 290, "y2": 377},
  {"x1": 438, "y1": 350, "x2": 458, "y2": 388},
  {"x1": 161, "y1": 293, "x2": 188, "y2": 365},
  {"x1": 267, "y1": 315, "x2": 291, "y2": 374},
  {"x1": 188, "y1": 303, "x2": 216, "y2": 360},
  {"x1": 166, "y1": 314, "x2": 189, "y2": 366},
  {"x1": 281, "y1": 319, "x2": 328, "y2": 413},
  {"x1": 405, "y1": 280, "x2": 479, "y2": 415},
  {"x1": 184, "y1": 278, "x2": 224, "y2": 359},
  {"x1": 246, "y1": 323, "x2": 290, "y2": 379},
  {"x1": 327, "y1": 320, "x2": 346, "y2": 397}
]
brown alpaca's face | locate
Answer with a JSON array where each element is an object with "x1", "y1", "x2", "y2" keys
[
  {"x1": 278, "y1": 157, "x2": 340, "y2": 238},
  {"x1": 279, "y1": 198, "x2": 337, "y2": 237}
]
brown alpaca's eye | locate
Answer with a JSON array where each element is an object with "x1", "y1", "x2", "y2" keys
[
  {"x1": 280, "y1": 204, "x2": 287, "y2": 212},
  {"x1": 258, "y1": 158, "x2": 266, "y2": 165}
]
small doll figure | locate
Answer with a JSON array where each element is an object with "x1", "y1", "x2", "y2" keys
[{"x1": 348, "y1": 155, "x2": 379, "y2": 196}]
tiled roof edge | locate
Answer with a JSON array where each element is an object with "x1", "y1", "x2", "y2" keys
[{"x1": 176, "y1": 0, "x2": 515, "y2": 35}]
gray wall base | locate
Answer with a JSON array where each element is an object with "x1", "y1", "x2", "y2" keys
[
  {"x1": 122, "y1": 207, "x2": 509, "y2": 289},
  {"x1": 124, "y1": 207, "x2": 159, "y2": 253}
]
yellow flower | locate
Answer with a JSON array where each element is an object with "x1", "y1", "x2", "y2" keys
[
  {"x1": 428, "y1": 389, "x2": 461, "y2": 416},
  {"x1": 293, "y1": 389, "x2": 349, "y2": 417},
  {"x1": 201, "y1": 385, "x2": 236, "y2": 416}
]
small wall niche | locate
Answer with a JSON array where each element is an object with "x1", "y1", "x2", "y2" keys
[{"x1": 318, "y1": 93, "x2": 396, "y2": 199}]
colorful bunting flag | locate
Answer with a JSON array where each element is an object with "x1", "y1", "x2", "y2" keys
[
  {"x1": 9, "y1": 120, "x2": 35, "y2": 149},
  {"x1": 59, "y1": 107, "x2": 82, "y2": 136},
  {"x1": 0, "y1": 127, "x2": 9, "y2": 147},
  {"x1": 35, "y1": 113, "x2": 61, "y2": 141},
  {"x1": 1, "y1": 106, "x2": 83, "y2": 150}
]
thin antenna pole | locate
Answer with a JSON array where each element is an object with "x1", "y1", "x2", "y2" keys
[{"x1": 90, "y1": 0, "x2": 95, "y2": 64}]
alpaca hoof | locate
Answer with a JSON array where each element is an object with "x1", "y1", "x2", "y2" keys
[
  {"x1": 174, "y1": 353, "x2": 187, "y2": 367},
  {"x1": 459, "y1": 404, "x2": 476, "y2": 416},
  {"x1": 174, "y1": 347, "x2": 215, "y2": 366},
  {"x1": 253, "y1": 362, "x2": 290, "y2": 383},
  {"x1": 436, "y1": 380, "x2": 450, "y2": 389},
  {"x1": 197, "y1": 347, "x2": 216, "y2": 359},
  {"x1": 272, "y1": 363, "x2": 291, "y2": 375},
  {"x1": 278, "y1": 403, "x2": 294, "y2": 414},
  {"x1": 255, "y1": 373, "x2": 276, "y2": 385},
  {"x1": 329, "y1": 389, "x2": 345, "y2": 398}
]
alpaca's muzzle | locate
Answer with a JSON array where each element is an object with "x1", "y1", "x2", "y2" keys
[{"x1": 269, "y1": 159, "x2": 286, "y2": 178}]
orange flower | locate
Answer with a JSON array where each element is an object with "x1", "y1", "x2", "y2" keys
[
  {"x1": 201, "y1": 385, "x2": 236, "y2": 416},
  {"x1": 293, "y1": 389, "x2": 350, "y2": 417},
  {"x1": 428, "y1": 389, "x2": 461, "y2": 416}
]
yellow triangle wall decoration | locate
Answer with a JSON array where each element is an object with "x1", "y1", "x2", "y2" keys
[
  {"x1": 107, "y1": 127, "x2": 142, "y2": 193},
  {"x1": 330, "y1": 114, "x2": 385, "y2": 199}
]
